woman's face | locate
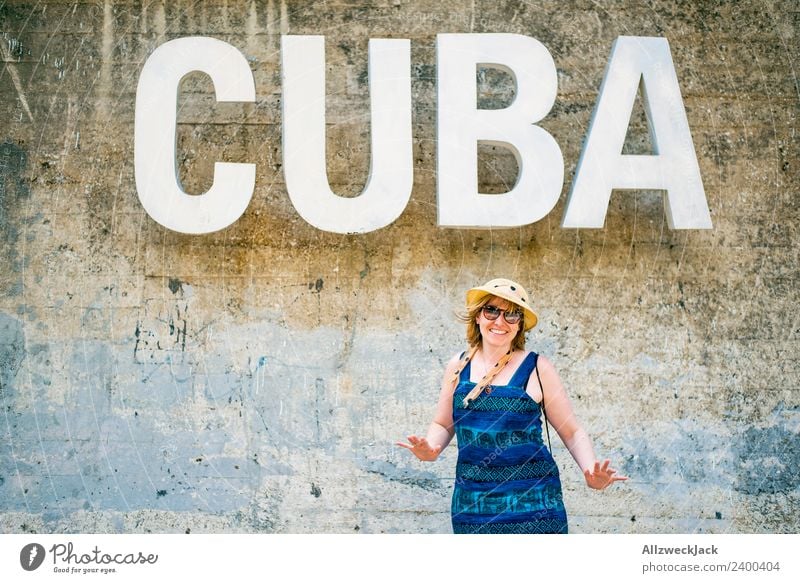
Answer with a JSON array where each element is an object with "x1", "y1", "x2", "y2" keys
[{"x1": 476, "y1": 297, "x2": 520, "y2": 350}]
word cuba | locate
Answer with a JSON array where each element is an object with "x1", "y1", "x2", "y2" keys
[{"x1": 134, "y1": 34, "x2": 712, "y2": 234}]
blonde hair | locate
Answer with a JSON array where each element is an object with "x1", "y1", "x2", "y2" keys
[{"x1": 457, "y1": 294, "x2": 527, "y2": 351}]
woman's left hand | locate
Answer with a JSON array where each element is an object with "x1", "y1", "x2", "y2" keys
[{"x1": 584, "y1": 459, "x2": 628, "y2": 490}]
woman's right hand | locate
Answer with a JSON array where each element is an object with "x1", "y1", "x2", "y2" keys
[{"x1": 395, "y1": 435, "x2": 442, "y2": 461}]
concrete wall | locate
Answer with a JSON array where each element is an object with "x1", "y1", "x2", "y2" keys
[{"x1": 1, "y1": 0, "x2": 798, "y2": 533}]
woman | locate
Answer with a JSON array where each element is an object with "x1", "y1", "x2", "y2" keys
[{"x1": 397, "y1": 278, "x2": 627, "y2": 533}]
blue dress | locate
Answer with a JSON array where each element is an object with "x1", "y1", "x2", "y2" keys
[{"x1": 451, "y1": 351, "x2": 568, "y2": 534}]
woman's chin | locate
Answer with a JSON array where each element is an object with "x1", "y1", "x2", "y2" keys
[{"x1": 483, "y1": 331, "x2": 512, "y2": 347}]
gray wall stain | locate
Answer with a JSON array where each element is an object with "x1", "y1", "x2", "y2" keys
[
  {"x1": 0, "y1": 313, "x2": 25, "y2": 401},
  {"x1": 735, "y1": 422, "x2": 800, "y2": 495},
  {"x1": 0, "y1": 141, "x2": 29, "y2": 296}
]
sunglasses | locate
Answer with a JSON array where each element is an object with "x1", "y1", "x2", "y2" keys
[{"x1": 481, "y1": 305, "x2": 523, "y2": 325}]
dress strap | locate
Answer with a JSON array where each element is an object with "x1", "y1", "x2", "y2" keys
[
  {"x1": 459, "y1": 359, "x2": 472, "y2": 382},
  {"x1": 507, "y1": 351, "x2": 538, "y2": 387}
]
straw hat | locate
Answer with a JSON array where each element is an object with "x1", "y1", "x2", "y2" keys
[{"x1": 466, "y1": 278, "x2": 538, "y2": 331}]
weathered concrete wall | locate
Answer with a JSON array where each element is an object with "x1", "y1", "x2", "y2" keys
[{"x1": 1, "y1": 0, "x2": 798, "y2": 533}]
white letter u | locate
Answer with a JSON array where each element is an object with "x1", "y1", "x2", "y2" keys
[{"x1": 281, "y1": 36, "x2": 413, "y2": 234}]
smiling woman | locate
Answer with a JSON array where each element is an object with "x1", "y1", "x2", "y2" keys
[{"x1": 397, "y1": 278, "x2": 627, "y2": 534}]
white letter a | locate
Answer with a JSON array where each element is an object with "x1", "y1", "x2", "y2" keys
[{"x1": 563, "y1": 36, "x2": 712, "y2": 229}]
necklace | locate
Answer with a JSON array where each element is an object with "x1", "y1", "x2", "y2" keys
[
  {"x1": 461, "y1": 348, "x2": 514, "y2": 407},
  {"x1": 473, "y1": 348, "x2": 510, "y2": 381}
]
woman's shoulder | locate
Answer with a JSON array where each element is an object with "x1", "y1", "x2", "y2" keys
[
  {"x1": 533, "y1": 352, "x2": 554, "y2": 369},
  {"x1": 445, "y1": 350, "x2": 465, "y2": 371},
  {"x1": 530, "y1": 353, "x2": 562, "y2": 387},
  {"x1": 518, "y1": 349, "x2": 540, "y2": 366},
  {"x1": 521, "y1": 350, "x2": 558, "y2": 376},
  {"x1": 445, "y1": 347, "x2": 478, "y2": 379}
]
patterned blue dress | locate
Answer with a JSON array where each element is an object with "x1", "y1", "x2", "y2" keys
[{"x1": 451, "y1": 351, "x2": 568, "y2": 534}]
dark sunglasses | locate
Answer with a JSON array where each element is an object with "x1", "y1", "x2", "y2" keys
[{"x1": 481, "y1": 305, "x2": 523, "y2": 325}]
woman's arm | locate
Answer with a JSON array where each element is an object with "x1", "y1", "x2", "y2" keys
[
  {"x1": 530, "y1": 355, "x2": 628, "y2": 489},
  {"x1": 396, "y1": 353, "x2": 461, "y2": 462}
]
